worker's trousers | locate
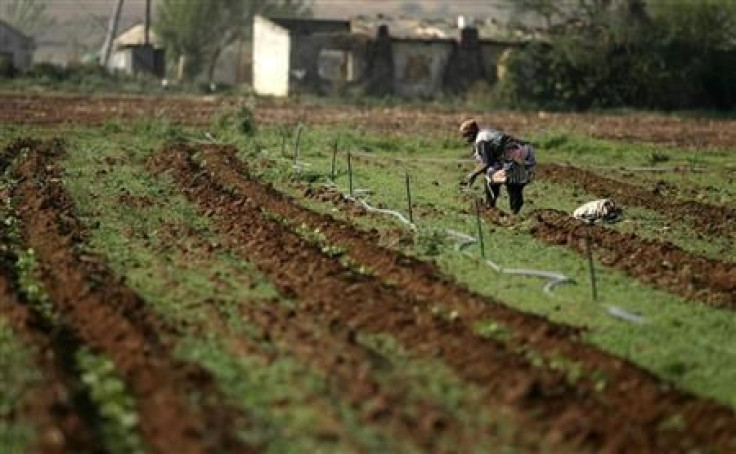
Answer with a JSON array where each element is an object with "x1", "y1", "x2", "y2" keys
[{"x1": 486, "y1": 182, "x2": 526, "y2": 214}]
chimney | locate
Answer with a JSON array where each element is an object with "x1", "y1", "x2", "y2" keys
[{"x1": 457, "y1": 15, "x2": 466, "y2": 29}]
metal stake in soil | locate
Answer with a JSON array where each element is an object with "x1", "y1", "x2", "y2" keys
[
  {"x1": 347, "y1": 151, "x2": 354, "y2": 197},
  {"x1": 475, "y1": 199, "x2": 486, "y2": 258},
  {"x1": 585, "y1": 223, "x2": 598, "y2": 301},
  {"x1": 294, "y1": 124, "x2": 303, "y2": 164},
  {"x1": 331, "y1": 138, "x2": 338, "y2": 180},
  {"x1": 280, "y1": 130, "x2": 287, "y2": 157},
  {"x1": 405, "y1": 171, "x2": 414, "y2": 224}
]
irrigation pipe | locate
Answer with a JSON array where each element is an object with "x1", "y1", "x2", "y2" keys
[
  {"x1": 348, "y1": 194, "x2": 417, "y2": 230},
  {"x1": 444, "y1": 229, "x2": 574, "y2": 295}
]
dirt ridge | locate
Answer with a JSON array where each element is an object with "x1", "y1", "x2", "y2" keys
[
  {"x1": 0, "y1": 249, "x2": 99, "y2": 452},
  {"x1": 532, "y1": 209, "x2": 736, "y2": 309}
]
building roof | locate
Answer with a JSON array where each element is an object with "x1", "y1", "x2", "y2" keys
[
  {"x1": 0, "y1": 18, "x2": 35, "y2": 44},
  {"x1": 113, "y1": 23, "x2": 160, "y2": 49},
  {"x1": 269, "y1": 17, "x2": 350, "y2": 34},
  {"x1": 350, "y1": 16, "x2": 539, "y2": 43}
]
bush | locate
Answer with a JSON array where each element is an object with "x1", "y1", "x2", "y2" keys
[
  {"x1": 498, "y1": 1, "x2": 736, "y2": 110},
  {"x1": 212, "y1": 102, "x2": 257, "y2": 137}
]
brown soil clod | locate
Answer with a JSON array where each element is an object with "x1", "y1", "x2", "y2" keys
[{"x1": 153, "y1": 142, "x2": 736, "y2": 453}]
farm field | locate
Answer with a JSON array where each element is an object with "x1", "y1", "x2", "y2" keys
[{"x1": 1, "y1": 92, "x2": 735, "y2": 452}]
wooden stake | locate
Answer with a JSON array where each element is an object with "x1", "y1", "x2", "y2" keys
[
  {"x1": 405, "y1": 171, "x2": 414, "y2": 224},
  {"x1": 294, "y1": 124, "x2": 303, "y2": 164},
  {"x1": 475, "y1": 199, "x2": 485, "y2": 258},
  {"x1": 585, "y1": 224, "x2": 598, "y2": 301},
  {"x1": 347, "y1": 151, "x2": 354, "y2": 197},
  {"x1": 331, "y1": 138, "x2": 338, "y2": 180},
  {"x1": 280, "y1": 130, "x2": 287, "y2": 157}
]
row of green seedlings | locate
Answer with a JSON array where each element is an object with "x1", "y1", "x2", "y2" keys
[
  {"x1": 0, "y1": 153, "x2": 145, "y2": 454},
  {"x1": 471, "y1": 317, "x2": 610, "y2": 392},
  {"x1": 261, "y1": 209, "x2": 376, "y2": 278}
]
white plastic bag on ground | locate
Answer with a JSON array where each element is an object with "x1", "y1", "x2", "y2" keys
[{"x1": 573, "y1": 199, "x2": 623, "y2": 223}]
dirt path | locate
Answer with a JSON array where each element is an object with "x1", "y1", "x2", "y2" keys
[
  {"x1": 5, "y1": 93, "x2": 736, "y2": 148},
  {"x1": 531, "y1": 210, "x2": 735, "y2": 309},
  {"x1": 154, "y1": 142, "x2": 736, "y2": 452},
  {"x1": 10, "y1": 139, "x2": 250, "y2": 453},
  {"x1": 539, "y1": 163, "x2": 736, "y2": 239}
]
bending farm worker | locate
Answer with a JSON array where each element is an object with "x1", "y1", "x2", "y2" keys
[{"x1": 459, "y1": 118, "x2": 536, "y2": 214}]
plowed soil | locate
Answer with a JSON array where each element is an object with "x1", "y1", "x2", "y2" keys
[
  {"x1": 539, "y1": 163, "x2": 736, "y2": 238},
  {"x1": 532, "y1": 210, "x2": 736, "y2": 309},
  {"x1": 9, "y1": 139, "x2": 250, "y2": 453},
  {"x1": 151, "y1": 142, "x2": 736, "y2": 452},
  {"x1": 5, "y1": 93, "x2": 736, "y2": 148},
  {"x1": 0, "y1": 246, "x2": 96, "y2": 452},
  {"x1": 229, "y1": 302, "x2": 521, "y2": 450}
]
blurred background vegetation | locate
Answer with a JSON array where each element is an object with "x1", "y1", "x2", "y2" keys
[{"x1": 499, "y1": 0, "x2": 736, "y2": 110}]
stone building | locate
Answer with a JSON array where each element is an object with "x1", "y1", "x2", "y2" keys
[
  {"x1": 252, "y1": 15, "x2": 524, "y2": 98},
  {"x1": 0, "y1": 19, "x2": 35, "y2": 73},
  {"x1": 106, "y1": 24, "x2": 166, "y2": 78}
]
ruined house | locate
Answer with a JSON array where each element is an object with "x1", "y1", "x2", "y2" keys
[
  {"x1": 252, "y1": 15, "x2": 525, "y2": 98},
  {"x1": 106, "y1": 24, "x2": 166, "y2": 78},
  {"x1": 0, "y1": 19, "x2": 35, "y2": 73}
]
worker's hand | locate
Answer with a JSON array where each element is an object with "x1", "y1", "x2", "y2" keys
[{"x1": 491, "y1": 170, "x2": 507, "y2": 183}]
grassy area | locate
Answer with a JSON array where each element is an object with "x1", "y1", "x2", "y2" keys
[
  {"x1": 533, "y1": 130, "x2": 736, "y2": 206},
  {"x1": 230, "y1": 124, "x2": 736, "y2": 408}
]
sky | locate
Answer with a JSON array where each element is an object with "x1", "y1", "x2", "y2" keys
[
  {"x1": 18, "y1": 0, "x2": 512, "y2": 57},
  {"x1": 40, "y1": 0, "x2": 509, "y2": 21}
]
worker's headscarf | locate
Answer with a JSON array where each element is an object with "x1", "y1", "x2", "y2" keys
[{"x1": 459, "y1": 118, "x2": 479, "y2": 141}]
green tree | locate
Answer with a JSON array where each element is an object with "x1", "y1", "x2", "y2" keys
[
  {"x1": 502, "y1": 0, "x2": 736, "y2": 109},
  {"x1": 156, "y1": 0, "x2": 311, "y2": 82},
  {"x1": 1, "y1": 0, "x2": 55, "y2": 36}
]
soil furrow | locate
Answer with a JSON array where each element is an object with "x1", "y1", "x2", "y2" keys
[
  {"x1": 10, "y1": 139, "x2": 251, "y2": 453},
  {"x1": 539, "y1": 163, "x2": 736, "y2": 238},
  {"x1": 532, "y1": 209, "x2": 736, "y2": 309},
  {"x1": 0, "y1": 249, "x2": 98, "y2": 453},
  {"x1": 154, "y1": 143, "x2": 736, "y2": 452}
]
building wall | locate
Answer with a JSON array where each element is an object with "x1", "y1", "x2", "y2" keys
[
  {"x1": 108, "y1": 48, "x2": 133, "y2": 74},
  {"x1": 253, "y1": 16, "x2": 291, "y2": 97},
  {"x1": 392, "y1": 40, "x2": 453, "y2": 98},
  {"x1": 480, "y1": 42, "x2": 519, "y2": 82},
  {"x1": 289, "y1": 33, "x2": 366, "y2": 95},
  {"x1": 0, "y1": 23, "x2": 34, "y2": 70}
]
